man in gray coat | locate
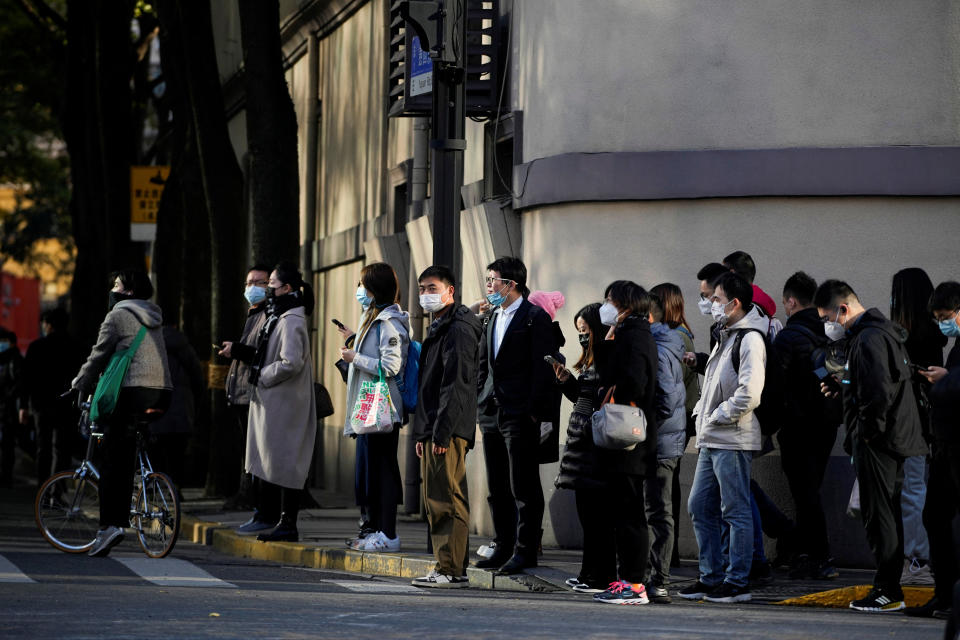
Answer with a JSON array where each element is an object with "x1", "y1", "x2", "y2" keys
[
  {"x1": 219, "y1": 265, "x2": 270, "y2": 510},
  {"x1": 410, "y1": 266, "x2": 481, "y2": 588}
]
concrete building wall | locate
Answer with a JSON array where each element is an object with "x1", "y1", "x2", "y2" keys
[{"x1": 513, "y1": 0, "x2": 960, "y2": 159}]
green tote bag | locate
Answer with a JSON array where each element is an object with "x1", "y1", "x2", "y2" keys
[{"x1": 89, "y1": 325, "x2": 148, "y2": 423}]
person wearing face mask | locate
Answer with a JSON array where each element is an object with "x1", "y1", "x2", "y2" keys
[
  {"x1": 681, "y1": 273, "x2": 766, "y2": 604},
  {"x1": 71, "y1": 269, "x2": 172, "y2": 557},
  {"x1": 554, "y1": 303, "x2": 609, "y2": 594},
  {"x1": 217, "y1": 265, "x2": 271, "y2": 511},
  {"x1": 772, "y1": 271, "x2": 841, "y2": 580},
  {"x1": 475, "y1": 257, "x2": 554, "y2": 575},
  {"x1": 586, "y1": 280, "x2": 659, "y2": 605},
  {"x1": 683, "y1": 263, "x2": 729, "y2": 374},
  {"x1": 409, "y1": 266, "x2": 481, "y2": 588},
  {"x1": 813, "y1": 279, "x2": 926, "y2": 613},
  {"x1": 341, "y1": 262, "x2": 411, "y2": 552},
  {"x1": 909, "y1": 280, "x2": 960, "y2": 619},
  {"x1": 233, "y1": 261, "x2": 317, "y2": 543}
]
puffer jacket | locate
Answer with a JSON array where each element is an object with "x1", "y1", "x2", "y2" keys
[
  {"x1": 693, "y1": 306, "x2": 767, "y2": 451},
  {"x1": 73, "y1": 299, "x2": 172, "y2": 394},
  {"x1": 225, "y1": 305, "x2": 267, "y2": 405},
  {"x1": 342, "y1": 304, "x2": 410, "y2": 436},
  {"x1": 841, "y1": 308, "x2": 926, "y2": 457},
  {"x1": 650, "y1": 322, "x2": 686, "y2": 459}
]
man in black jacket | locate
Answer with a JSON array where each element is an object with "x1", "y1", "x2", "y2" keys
[
  {"x1": 774, "y1": 272, "x2": 841, "y2": 580},
  {"x1": 476, "y1": 257, "x2": 554, "y2": 575},
  {"x1": 910, "y1": 281, "x2": 960, "y2": 618},
  {"x1": 410, "y1": 266, "x2": 481, "y2": 588},
  {"x1": 814, "y1": 280, "x2": 927, "y2": 613},
  {"x1": 218, "y1": 265, "x2": 270, "y2": 517}
]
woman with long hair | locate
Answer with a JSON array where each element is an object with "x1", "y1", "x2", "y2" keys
[
  {"x1": 235, "y1": 261, "x2": 317, "y2": 542},
  {"x1": 340, "y1": 262, "x2": 410, "y2": 552},
  {"x1": 890, "y1": 267, "x2": 945, "y2": 585},
  {"x1": 650, "y1": 282, "x2": 700, "y2": 568}
]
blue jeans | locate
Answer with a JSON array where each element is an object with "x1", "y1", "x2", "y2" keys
[
  {"x1": 689, "y1": 448, "x2": 754, "y2": 587},
  {"x1": 901, "y1": 455, "x2": 929, "y2": 561}
]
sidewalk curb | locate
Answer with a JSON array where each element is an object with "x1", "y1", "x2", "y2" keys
[
  {"x1": 775, "y1": 585, "x2": 934, "y2": 608},
  {"x1": 180, "y1": 514, "x2": 560, "y2": 592}
]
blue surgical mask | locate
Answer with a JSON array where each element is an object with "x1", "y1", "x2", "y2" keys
[
  {"x1": 356, "y1": 286, "x2": 373, "y2": 308},
  {"x1": 244, "y1": 285, "x2": 267, "y2": 306},
  {"x1": 939, "y1": 312, "x2": 960, "y2": 338},
  {"x1": 485, "y1": 280, "x2": 511, "y2": 307}
]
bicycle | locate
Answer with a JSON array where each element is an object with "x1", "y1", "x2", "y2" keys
[{"x1": 34, "y1": 398, "x2": 181, "y2": 558}]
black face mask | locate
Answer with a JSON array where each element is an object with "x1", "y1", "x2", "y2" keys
[
  {"x1": 108, "y1": 291, "x2": 133, "y2": 310},
  {"x1": 578, "y1": 333, "x2": 590, "y2": 347}
]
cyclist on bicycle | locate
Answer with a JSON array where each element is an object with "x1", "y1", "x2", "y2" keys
[{"x1": 72, "y1": 269, "x2": 172, "y2": 557}]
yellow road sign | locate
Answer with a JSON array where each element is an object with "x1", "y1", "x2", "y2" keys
[{"x1": 130, "y1": 166, "x2": 170, "y2": 224}]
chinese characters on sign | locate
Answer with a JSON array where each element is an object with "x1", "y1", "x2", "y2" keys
[{"x1": 130, "y1": 166, "x2": 169, "y2": 241}]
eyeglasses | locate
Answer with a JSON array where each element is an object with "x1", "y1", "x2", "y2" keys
[
  {"x1": 933, "y1": 308, "x2": 960, "y2": 323},
  {"x1": 484, "y1": 277, "x2": 514, "y2": 286},
  {"x1": 245, "y1": 279, "x2": 268, "y2": 287}
]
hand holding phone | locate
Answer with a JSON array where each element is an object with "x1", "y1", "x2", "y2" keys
[
  {"x1": 331, "y1": 318, "x2": 345, "y2": 330},
  {"x1": 543, "y1": 355, "x2": 560, "y2": 367}
]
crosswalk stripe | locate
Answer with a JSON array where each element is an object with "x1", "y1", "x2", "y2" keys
[
  {"x1": 0, "y1": 555, "x2": 35, "y2": 583},
  {"x1": 114, "y1": 557, "x2": 237, "y2": 588},
  {"x1": 327, "y1": 580, "x2": 420, "y2": 593}
]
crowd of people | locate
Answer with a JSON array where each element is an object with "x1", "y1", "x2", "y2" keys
[{"x1": 6, "y1": 247, "x2": 957, "y2": 622}]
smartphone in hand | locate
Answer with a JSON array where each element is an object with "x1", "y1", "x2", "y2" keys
[
  {"x1": 543, "y1": 355, "x2": 560, "y2": 367},
  {"x1": 814, "y1": 366, "x2": 843, "y2": 393},
  {"x1": 331, "y1": 319, "x2": 346, "y2": 330}
]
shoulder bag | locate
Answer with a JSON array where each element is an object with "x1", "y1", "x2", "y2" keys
[
  {"x1": 89, "y1": 325, "x2": 148, "y2": 423},
  {"x1": 591, "y1": 386, "x2": 647, "y2": 450}
]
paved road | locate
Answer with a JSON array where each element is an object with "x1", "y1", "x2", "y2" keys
[{"x1": 1, "y1": 485, "x2": 946, "y2": 640}]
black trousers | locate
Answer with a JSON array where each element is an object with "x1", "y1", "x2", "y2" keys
[
  {"x1": 779, "y1": 426, "x2": 837, "y2": 560},
  {"x1": 98, "y1": 388, "x2": 170, "y2": 528},
  {"x1": 255, "y1": 478, "x2": 299, "y2": 523},
  {"x1": 924, "y1": 442, "x2": 960, "y2": 604},
  {"x1": 355, "y1": 428, "x2": 402, "y2": 539},
  {"x1": 852, "y1": 438, "x2": 905, "y2": 594},
  {"x1": 36, "y1": 404, "x2": 76, "y2": 486},
  {"x1": 575, "y1": 476, "x2": 648, "y2": 585},
  {"x1": 482, "y1": 413, "x2": 544, "y2": 558}
]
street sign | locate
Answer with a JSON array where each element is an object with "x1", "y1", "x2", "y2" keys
[
  {"x1": 130, "y1": 165, "x2": 169, "y2": 241},
  {"x1": 409, "y1": 36, "x2": 433, "y2": 97}
]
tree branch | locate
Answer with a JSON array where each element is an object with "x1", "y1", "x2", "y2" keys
[{"x1": 23, "y1": 0, "x2": 67, "y2": 32}]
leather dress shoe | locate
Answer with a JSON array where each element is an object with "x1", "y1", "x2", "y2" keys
[
  {"x1": 475, "y1": 553, "x2": 512, "y2": 569},
  {"x1": 496, "y1": 554, "x2": 537, "y2": 576}
]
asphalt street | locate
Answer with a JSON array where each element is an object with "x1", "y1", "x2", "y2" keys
[{"x1": 0, "y1": 485, "x2": 947, "y2": 640}]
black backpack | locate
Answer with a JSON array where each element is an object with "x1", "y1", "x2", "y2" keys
[{"x1": 731, "y1": 328, "x2": 786, "y2": 436}]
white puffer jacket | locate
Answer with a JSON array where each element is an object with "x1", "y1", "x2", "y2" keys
[{"x1": 693, "y1": 307, "x2": 767, "y2": 451}]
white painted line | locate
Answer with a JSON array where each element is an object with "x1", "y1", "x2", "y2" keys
[
  {"x1": 0, "y1": 555, "x2": 35, "y2": 583},
  {"x1": 327, "y1": 580, "x2": 420, "y2": 593},
  {"x1": 115, "y1": 557, "x2": 237, "y2": 588}
]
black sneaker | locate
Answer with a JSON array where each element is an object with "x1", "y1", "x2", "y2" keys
[
  {"x1": 88, "y1": 526, "x2": 124, "y2": 557},
  {"x1": 849, "y1": 587, "x2": 905, "y2": 613},
  {"x1": 704, "y1": 582, "x2": 752, "y2": 603},
  {"x1": 749, "y1": 560, "x2": 773, "y2": 586},
  {"x1": 903, "y1": 597, "x2": 951, "y2": 618},
  {"x1": 677, "y1": 580, "x2": 717, "y2": 600}
]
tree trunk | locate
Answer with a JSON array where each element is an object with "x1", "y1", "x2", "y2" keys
[
  {"x1": 156, "y1": 0, "x2": 246, "y2": 496},
  {"x1": 238, "y1": 0, "x2": 300, "y2": 266},
  {"x1": 64, "y1": 0, "x2": 140, "y2": 345}
]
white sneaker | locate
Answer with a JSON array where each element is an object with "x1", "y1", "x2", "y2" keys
[
  {"x1": 411, "y1": 569, "x2": 469, "y2": 589},
  {"x1": 363, "y1": 531, "x2": 401, "y2": 552},
  {"x1": 476, "y1": 541, "x2": 497, "y2": 559},
  {"x1": 901, "y1": 558, "x2": 934, "y2": 586}
]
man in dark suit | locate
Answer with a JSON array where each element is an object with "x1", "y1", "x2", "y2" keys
[{"x1": 476, "y1": 257, "x2": 554, "y2": 575}]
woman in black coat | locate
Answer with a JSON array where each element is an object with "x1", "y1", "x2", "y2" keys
[{"x1": 555, "y1": 281, "x2": 658, "y2": 605}]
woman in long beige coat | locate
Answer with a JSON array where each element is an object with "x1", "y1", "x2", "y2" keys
[{"x1": 230, "y1": 261, "x2": 316, "y2": 542}]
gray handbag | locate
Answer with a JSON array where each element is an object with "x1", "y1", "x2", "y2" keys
[{"x1": 591, "y1": 387, "x2": 647, "y2": 450}]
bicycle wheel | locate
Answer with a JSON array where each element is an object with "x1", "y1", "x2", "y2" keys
[
  {"x1": 134, "y1": 472, "x2": 180, "y2": 558},
  {"x1": 35, "y1": 471, "x2": 100, "y2": 553}
]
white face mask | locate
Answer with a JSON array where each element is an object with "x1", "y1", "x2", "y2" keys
[
  {"x1": 599, "y1": 302, "x2": 619, "y2": 326},
  {"x1": 824, "y1": 308, "x2": 846, "y2": 341},
  {"x1": 711, "y1": 299, "x2": 732, "y2": 325},
  {"x1": 419, "y1": 293, "x2": 446, "y2": 313},
  {"x1": 697, "y1": 297, "x2": 713, "y2": 316}
]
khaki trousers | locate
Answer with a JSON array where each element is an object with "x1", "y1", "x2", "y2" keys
[{"x1": 421, "y1": 437, "x2": 470, "y2": 575}]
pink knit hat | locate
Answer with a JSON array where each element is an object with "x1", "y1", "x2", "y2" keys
[{"x1": 528, "y1": 290, "x2": 565, "y2": 320}]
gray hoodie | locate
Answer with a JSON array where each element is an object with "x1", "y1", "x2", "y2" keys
[
  {"x1": 693, "y1": 306, "x2": 767, "y2": 451},
  {"x1": 342, "y1": 304, "x2": 411, "y2": 435},
  {"x1": 73, "y1": 299, "x2": 173, "y2": 394}
]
